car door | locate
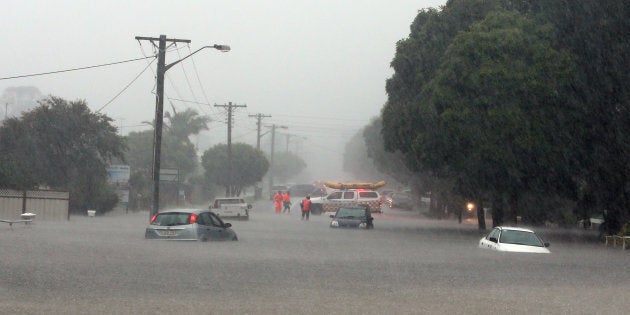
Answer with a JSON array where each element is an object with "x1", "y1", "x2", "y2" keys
[
  {"x1": 481, "y1": 228, "x2": 500, "y2": 250},
  {"x1": 325, "y1": 191, "x2": 343, "y2": 212},
  {"x1": 198, "y1": 212, "x2": 233, "y2": 241},
  {"x1": 207, "y1": 212, "x2": 234, "y2": 240}
]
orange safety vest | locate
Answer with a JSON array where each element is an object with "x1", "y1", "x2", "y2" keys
[{"x1": 302, "y1": 199, "x2": 311, "y2": 211}]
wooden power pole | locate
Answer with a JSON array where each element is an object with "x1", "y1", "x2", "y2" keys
[{"x1": 215, "y1": 102, "x2": 247, "y2": 196}]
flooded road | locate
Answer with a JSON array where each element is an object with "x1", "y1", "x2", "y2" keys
[{"x1": 1, "y1": 201, "x2": 628, "y2": 314}]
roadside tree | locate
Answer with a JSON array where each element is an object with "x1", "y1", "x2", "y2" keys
[
  {"x1": 0, "y1": 96, "x2": 125, "y2": 213},
  {"x1": 202, "y1": 143, "x2": 269, "y2": 197}
]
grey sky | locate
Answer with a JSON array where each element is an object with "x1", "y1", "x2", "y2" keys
[{"x1": 2, "y1": 0, "x2": 446, "y2": 181}]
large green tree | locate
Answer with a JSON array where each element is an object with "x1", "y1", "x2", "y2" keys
[
  {"x1": 202, "y1": 143, "x2": 269, "y2": 196},
  {"x1": 0, "y1": 96, "x2": 125, "y2": 213},
  {"x1": 378, "y1": 0, "x2": 629, "y2": 231},
  {"x1": 528, "y1": 0, "x2": 630, "y2": 233},
  {"x1": 419, "y1": 10, "x2": 578, "y2": 228}
]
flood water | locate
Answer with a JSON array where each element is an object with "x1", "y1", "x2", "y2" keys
[{"x1": 1, "y1": 201, "x2": 628, "y2": 314}]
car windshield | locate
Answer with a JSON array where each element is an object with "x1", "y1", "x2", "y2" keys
[
  {"x1": 151, "y1": 213, "x2": 191, "y2": 226},
  {"x1": 499, "y1": 230, "x2": 544, "y2": 247},
  {"x1": 336, "y1": 208, "x2": 366, "y2": 218}
]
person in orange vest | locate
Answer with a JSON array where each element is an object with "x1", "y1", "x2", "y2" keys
[
  {"x1": 282, "y1": 191, "x2": 292, "y2": 213},
  {"x1": 300, "y1": 195, "x2": 311, "y2": 220},
  {"x1": 273, "y1": 191, "x2": 283, "y2": 214}
]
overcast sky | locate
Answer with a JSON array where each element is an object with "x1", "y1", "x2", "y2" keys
[{"x1": 2, "y1": 0, "x2": 446, "y2": 181}]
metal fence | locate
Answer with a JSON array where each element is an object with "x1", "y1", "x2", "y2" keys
[{"x1": 0, "y1": 189, "x2": 69, "y2": 221}]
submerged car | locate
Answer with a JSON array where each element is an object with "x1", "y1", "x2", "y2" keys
[
  {"x1": 479, "y1": 226, "x2": 550, "y2": 253},
  {"x1": 145, "y1": 209, "x2": 238, "y2": 241},
  {"x1": 329, "y1": 206, "x2": 374, "y2": 229},
  {"x1": 388, "y1": 192, "x2": 413, "y2": 210},
  {"x1": 210, "y1": 197, "x2": 251, "y2": 220}
]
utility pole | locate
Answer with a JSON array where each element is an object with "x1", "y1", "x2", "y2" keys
[
  {"x1": 248, "y1": 113, "x2": 271, "y2": 151},
  {"x1": 136, "y1": 34, "x2": 230, "y2": 218},
  {"x1": 215, "y1": 102, "x2": 247, "y2": 196},
  {"x1": 284, "y1": 134, "x2": 295, "y2": 153},
  {"x1": 266, "y1": 124, "x2": 287, "y2": 194},
  {"x1": 282, "y1": 133, "x2": 307, "y2": 153},
  {"x1": 249, "y1": 113, "x2": 271, "y2": 199}
]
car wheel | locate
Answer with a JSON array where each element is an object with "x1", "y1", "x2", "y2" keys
[{"x1": 311, "y1": 205, "x2": 322, "y2": 215}]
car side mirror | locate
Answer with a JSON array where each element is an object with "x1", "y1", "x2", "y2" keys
[
  {"x1": 224, "y1": 223, "x2": 232, "y2": 228},
  {"x1": 489, "y1": 237, "x2": 498, "y2": 243},
  {"x1": 544, "y1": 242, "x2": 550, "y2": 247}
]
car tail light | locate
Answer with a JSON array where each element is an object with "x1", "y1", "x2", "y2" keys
[
  {"x1": 150, "y1": 215, "x2": 157, "y2": 224},
  {"x1": 189, "y1": 213, "x2": 198, "y2": 224}
]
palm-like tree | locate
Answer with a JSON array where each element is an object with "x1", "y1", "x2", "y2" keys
[{"x1": 164, "y1": 102, "x2": 211, "y2": 142}]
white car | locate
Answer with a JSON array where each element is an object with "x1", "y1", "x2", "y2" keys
[
  {"x1": 209, "y1": 197, "x2": 252, "y2": 220},
  {"x1": 479, "y1": 226, "x2": 550, "y2": 253}
]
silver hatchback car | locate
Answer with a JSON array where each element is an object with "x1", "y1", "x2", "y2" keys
[{"x1": 145, "y1": 209, "x2": 238, "y2": 241}]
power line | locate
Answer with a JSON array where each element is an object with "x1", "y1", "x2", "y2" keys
[
  {"x1": 0, "y1": 56, "x2": 155, "y2": 81},
  {"x1": 187, "y1": 44, "x2": 213, "y2": 111},
  {"x1": 96, "y1": 58, "x2": 156, "y2": 113},
  {"x1": 175, "y1": 44, "x2": 199, "y2": 105}
]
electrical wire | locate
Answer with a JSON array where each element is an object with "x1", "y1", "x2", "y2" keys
[
  {"x1": 96, "y1": 58, "x2": 156, "y2": 113},
  {"x1": 175, "y1": 44, "x2": 200, "y2": 106},
  {"x1": 0, "y1": 56, "x2": 155, "y2": 81},
  {"x1": 187, "y1": 44, "x2": 213, "y2": 112}
]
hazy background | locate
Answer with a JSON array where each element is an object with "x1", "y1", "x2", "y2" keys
[{"x1": 1, "y1": 0, "x2": 446, "y2": 181}]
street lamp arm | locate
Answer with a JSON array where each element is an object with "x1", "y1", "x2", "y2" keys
[{"x1": 164, "y1": 44, "x2": 231, "y2": 71}]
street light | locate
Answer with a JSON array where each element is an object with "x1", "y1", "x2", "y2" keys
[
  {"x1": 136, "y1": 34, "x2": 230, "y2": 219},
  {"x1": 164, "y1": 44, "x2": 230, "y2": 71},
  {"x1": 467, "y1": 202, "x2": 475, "y2": 212}
]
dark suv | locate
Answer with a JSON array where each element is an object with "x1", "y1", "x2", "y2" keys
[{"x1": 329, "y1": 206, "x2": 374, "y2": 229}]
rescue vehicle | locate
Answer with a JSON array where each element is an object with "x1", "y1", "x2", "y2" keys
[{"x1": 309, "y1": 182, "x2": 384, "y2": 215}]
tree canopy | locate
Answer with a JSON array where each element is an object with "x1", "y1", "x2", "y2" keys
[
  {"x1": 0, "y1": 96, "x2": 125, "y2": 213},
  {"x1": 201, "y1": 143, "x2": 269, "y2": 196},
  {"x1": 376, "y1": 0, "x2": 630, "y2": 230}
]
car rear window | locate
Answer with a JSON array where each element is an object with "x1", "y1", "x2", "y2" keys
[
  {"x1": 219, "y1": 199, "x2": 244, "y2": 204},
  {"x1": 152, "y1": 213, "x2": 191, "y2": 226},
  {"x1": 359, "y1": 191, "x2": 378, "y2": 198},
  {"x1": 337, "y1": 208, "x2": 366, "y2": 217}
]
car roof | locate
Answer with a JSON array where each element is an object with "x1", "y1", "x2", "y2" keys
[
  {"x1": 158, "y1": 208, "x2": 205, "y2": 214},
  {"x1": 338, "y1": 206, "x2": 369, "y2": 210},
  {"x1": 497, "y1": 226, "x2": 535, "y2": 233}
]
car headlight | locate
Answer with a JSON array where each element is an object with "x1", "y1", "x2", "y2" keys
[
  {"x1": 330, "y1": 220, "x2": 339, "y2": 227},
  {"x1": 359, "y1": 222, "x2": 367, "y2": 228}
]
